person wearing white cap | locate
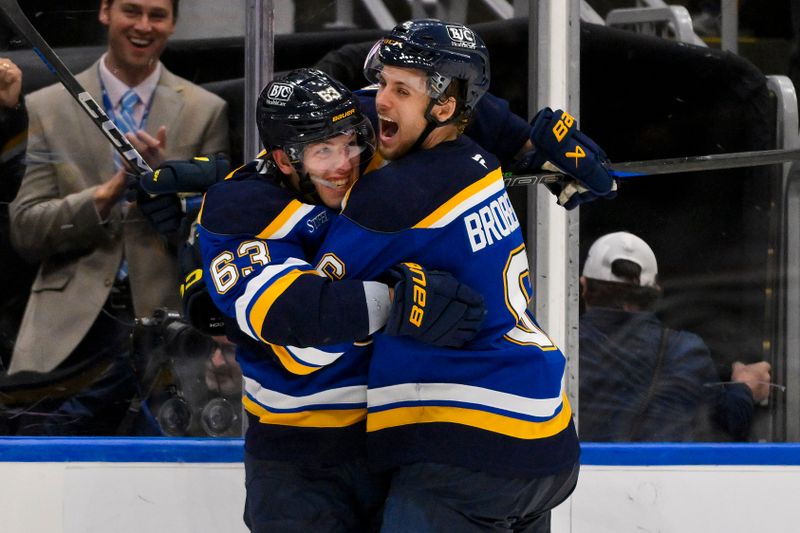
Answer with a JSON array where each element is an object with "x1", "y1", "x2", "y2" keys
[{"x1": 578, "y1": 231, "x2": 771, "y2": 442}]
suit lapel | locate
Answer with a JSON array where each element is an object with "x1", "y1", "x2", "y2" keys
[{"x1": 147, "y1": 67, "x2": 185, "y2": 139}]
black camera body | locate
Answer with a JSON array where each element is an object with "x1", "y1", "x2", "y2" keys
[{"x1": 133, "y1": 308, "x2": 241, "y2": 437}]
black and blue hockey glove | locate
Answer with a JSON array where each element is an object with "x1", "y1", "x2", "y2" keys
[
  {"x1": 133, "y1": 154, "x2": 230, "y2": 237},
  {"x1": 135, "y1": 185, "x2": 183, "y2": 236},
  {"x1": 384, "y1": 262, "x2": 486, "y2": 347},
  {"x1": 522, "y1": 107, "x2": 617, "y2": 209},
  {"x1": 140, "y1": 154, "x2": 231, "y2": 195},
  {"x1": 179, "y1": 228, "x2": 227, "y2": 336}
]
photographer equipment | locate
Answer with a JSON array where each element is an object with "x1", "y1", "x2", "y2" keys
[{"x1": 132, "y1": 308, "x2": 241, "y2": 437}]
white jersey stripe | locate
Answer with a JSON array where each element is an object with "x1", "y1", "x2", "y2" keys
[
  {"x1": 368, "y1": 382, "x2": 564, "y2": 418},
  {"x1": 244, "y1": 377, "x2": 367, "y2": 410},
  {"x1": 284, "y1": 345, "x2": 345, "y2": 367},
  {"x1": 260, "y1": 203, "x2": 317, "y2": 239},
  {"x1": 235, "y1": 257, "x2": 310, "y2": 338},
  {"x1": 424, "y1": 178, "x2": 505, "y2": 229}
]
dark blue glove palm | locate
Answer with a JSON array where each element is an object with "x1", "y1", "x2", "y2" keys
[
  {"x1": 384, "y1": 262, "x2": 486, "y2": 347},
  {"x1": 521, "y1": 107, "x2": 617, "y2": 209},
  {"x1": 136, "y1": 186, "x2": 183, "y2": 235}
]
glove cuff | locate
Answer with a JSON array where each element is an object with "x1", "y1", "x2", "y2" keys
[{"x1": 364, "y1": 281, "x2": 391, "y2": 334}]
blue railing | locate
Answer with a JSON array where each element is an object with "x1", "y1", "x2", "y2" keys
[{"x1": 3, "y1": 439, "x2": 800, "y2": 465}]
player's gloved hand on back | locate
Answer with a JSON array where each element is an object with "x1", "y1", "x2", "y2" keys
[
  {"x1": 134, "y1": 184, "x2": 183, "y2": 236},
  {"x1": 140, "y1": 154, "x2": 231, "y2": 195},
  {"x1": 384, "y1": 262, "x2": 486, "y2": 347},
  {"x1": 131, "y1": 154, "x2": 230, "y2": 236},
  {"x1": 179, "y1": 226, "x2": 227, "y2": 336},
  {"x1": 518, "y1": 107, "x2": 617, "y2": 210}
]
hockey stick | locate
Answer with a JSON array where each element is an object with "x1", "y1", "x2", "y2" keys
[
  {"x1": 503, "y1": 147, "x2": 800, "y2": 188},
  {"x1": 0, "y1": 0, "x2": 151, "y2": 175}
]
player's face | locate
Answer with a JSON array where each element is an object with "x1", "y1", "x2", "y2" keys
[
  {"x1": 374, "y1": 66, "x2": 432, "y2": 161},
  {"x1": 302, "y1": 132, "x2": 361, "y2": 209},
  {"x1": 100, "y1": 0, "x2": 175, "y2": 83}
]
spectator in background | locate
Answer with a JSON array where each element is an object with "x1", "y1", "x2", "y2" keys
[
  {"x1": 6, "y1": 0, "x2": 228, "y2": 435},
  {"x1": 0, "y1": 57, "x2": 22, "y2": 108},
  {"x1": 0, "y1": 57, "x2": 29, "y2": 373},
  {"x1": 579, "y1": 231, "x2": 772, "y2": 442}
]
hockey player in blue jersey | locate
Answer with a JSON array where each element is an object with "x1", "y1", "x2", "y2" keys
[
  {"x1": 168, "y1": 21, "x2": 614, "y2": 531},
  {"x1": 303, "y1": 20, "x2": 583, "y2": 531},
  {"x1": 195, "y1": 69, "x2": 488, "y2": 533}
]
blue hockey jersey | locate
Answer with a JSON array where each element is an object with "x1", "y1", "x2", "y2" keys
[
  {"x1": 314, "y1": 136, "x2": 580, "y2": 478},
  {"x1": 197, "y1": 155, "x2": 374, "y2": 462},
  {"x1": 195, "y1": 91, "x2": 539, "y2": 465}
]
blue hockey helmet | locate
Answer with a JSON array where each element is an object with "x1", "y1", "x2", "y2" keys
[{"x1": 364, "y1": 19, "x2": 490, "y2": 119}]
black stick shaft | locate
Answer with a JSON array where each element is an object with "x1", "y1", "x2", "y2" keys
[{"x1": 504, "y1": 147, "x2": 800, "y2": 188}]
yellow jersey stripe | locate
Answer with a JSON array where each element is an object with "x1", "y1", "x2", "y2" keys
[
  {"x1": 248, "y1": 268, "x2": 314, "y2": 345},
  {"x1": 256, "y1": 200, "x2": 313, "y2": 239},
  {"x1": 366, "y1": 393, "x2": 573, "y2": 440},
  {"x1": 267, "y1": 344, "x2": 324, "y2": 375},
  {"x1": 413, "y1": 168, "x2": 504, "y2": 229},
  {"x1": 364, "y1": 151, "x2": 385, "y2": 174},
  {"x1": 243, "y1": 396, "x2": 367, "y2": 428},
  {"x1": 197, "y1": 193, "x2": 207, "y2": 223}
]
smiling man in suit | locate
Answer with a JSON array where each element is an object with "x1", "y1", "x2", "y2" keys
[{"x1": 7, "y1": 0, "x2": 229, "y2": 435}]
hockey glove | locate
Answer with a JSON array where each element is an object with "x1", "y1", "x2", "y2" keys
[
  {"x1": 135, "y1": 185, "x2": 183, "y2": 236},
  {"x1": 523, "y1": 107, "x2": 617, "y2": 209},
  {"x1": 179, "y1": 230, "x2": 227, "y2": 336},
  {"x1": 141, "y1": 154, "x2": 231, "y2": 195},
  {"x1": 384, "y1": 262, "x2": 486, "y2": 347}
]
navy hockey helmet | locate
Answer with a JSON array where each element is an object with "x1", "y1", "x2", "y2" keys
[
  {"x1": 257, "y1": 68, "x2": 374, "y2": 158},
  {"x1": 364, "y1": 19, "x2": 490, "y2": 119},
  {"x1": 256, "y1": 68, "x2": 375, "y2": 200}
]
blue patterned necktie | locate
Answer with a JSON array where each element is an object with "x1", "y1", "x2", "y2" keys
[
  {"x1": 114, "y1": 89, "x2": 140, "y2": 281},
  {"x1": 111, "y1": 89, "x2": 140, "y2": 172},
  {"x1": 117, "y1": 89, "x2": 140, "y2": 134}
]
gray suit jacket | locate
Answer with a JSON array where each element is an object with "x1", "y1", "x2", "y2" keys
[{"x1": 8, "y1": 61, "x2": 229, "y2": 374}]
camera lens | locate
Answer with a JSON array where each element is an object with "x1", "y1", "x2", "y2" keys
[
  {"x1": 157, "y1": 397, "x2": 192, "y2": 436},
  {"x1": 200, "y1": 398, "x2": 237, "y2": 436}
]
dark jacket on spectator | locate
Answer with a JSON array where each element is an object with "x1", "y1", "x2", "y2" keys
[{"x1": 579, "y1": 307, "x2": 754, "y2": 442}]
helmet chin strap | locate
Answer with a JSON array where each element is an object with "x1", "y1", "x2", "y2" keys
[
  {"x1": 408, "y1": 95, "x2": 463, "y2": 154},
  {"x1": 289, "y1": 163, "x2": 322, "y2": 205},
  {"x1": 408, "y1": 98, "x2": 446, "y2": 154},
  {"x1": 270, "y1": 149, "x2": 323, "y2": 204}
]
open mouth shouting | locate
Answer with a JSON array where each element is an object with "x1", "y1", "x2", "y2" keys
[{"x1": 378, "y1": 114, "x2": 399, "y2": 145}]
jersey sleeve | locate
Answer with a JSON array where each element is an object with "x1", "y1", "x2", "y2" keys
[
  {"x1": 197, "y1": 180, "x2": 378, "y2": 375},
  {"x1": 466, "y1": 92, "x2": 530, "y2": 167},
  {"x1": 198, "y1": 225, "x2": 370, "y2": 342}
]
